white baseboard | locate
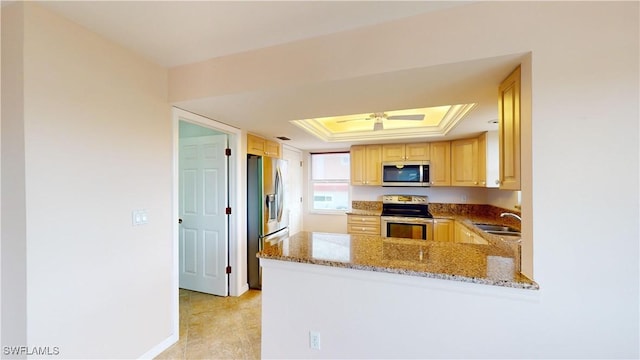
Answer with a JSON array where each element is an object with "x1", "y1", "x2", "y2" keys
[
  {"x1": 233, "y1": 282, "x2": 250, "y2": 297},
  {"x1": 138, "y1": 332, "x2": 179, "y2": 360}
]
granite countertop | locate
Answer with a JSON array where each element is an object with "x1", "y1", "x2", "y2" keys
[{"x1": 259, "y1": 231, "x2": 538, "y2": 290}]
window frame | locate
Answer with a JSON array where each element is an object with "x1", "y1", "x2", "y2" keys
[{"x1": 308, "y1": 151, "x2": 350, "y2": 214}]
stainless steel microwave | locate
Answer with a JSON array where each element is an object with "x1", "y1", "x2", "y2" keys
[{"x1": 381, "y1": 161, "x2": 430, "y2": 187}]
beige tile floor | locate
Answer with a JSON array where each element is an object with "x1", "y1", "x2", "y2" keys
[{"x1": 155, "y1": 289, "x2": 262, "y2": 360}]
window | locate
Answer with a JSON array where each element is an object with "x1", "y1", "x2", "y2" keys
[{"x1": 310, "y1": 152, "x2": 350, "y2": 211}]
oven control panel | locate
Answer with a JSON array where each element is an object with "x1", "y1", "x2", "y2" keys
[{"x1": 382, "y1": 195, "x2": 428, "y2": 204}]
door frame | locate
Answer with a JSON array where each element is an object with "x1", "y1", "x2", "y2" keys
[{"x1": 171, "y1": 107, "x2": 247, "y2": 331}]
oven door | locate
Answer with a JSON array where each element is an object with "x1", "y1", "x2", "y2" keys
[{"x1": 381, "y1": 217, "x2": 433, "y2": 240}]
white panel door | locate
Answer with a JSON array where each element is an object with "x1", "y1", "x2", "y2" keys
[{"x1": 179, "y1": 135, "x2": 228, "y2": 296}]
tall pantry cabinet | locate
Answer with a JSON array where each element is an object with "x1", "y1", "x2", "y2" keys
[{"x1": 498, "y1": 66, "x2": 521, "y2": 190}]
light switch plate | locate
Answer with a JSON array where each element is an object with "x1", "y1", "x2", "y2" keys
[{"x1": 132, "y1": 209, "x2": 149, "y2": 226}]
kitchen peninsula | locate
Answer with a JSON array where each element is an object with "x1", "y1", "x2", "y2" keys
[
  {"x1": 259, "y1": 228, "x2": 539, "y2": 359},
  {"x1": 259, "y1": 231, "x2": 537, "y2": 290}
]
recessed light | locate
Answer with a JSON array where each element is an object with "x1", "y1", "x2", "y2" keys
[
  {"x1": 488, "y1": 119, "x2": 499, "y2": 124},
  {"x1": 276, "y1": 136, "x2": 290, "y2": 141}
]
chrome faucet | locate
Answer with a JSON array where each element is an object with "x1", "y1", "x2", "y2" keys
[{"x1": 500, "y1": 212, "x2": 521, "y2": 221}]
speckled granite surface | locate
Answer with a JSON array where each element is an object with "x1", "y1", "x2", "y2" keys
[
  {"x1": 259, "y1": 231, "x2": 538, "y2": 290},
  {"x1": 346, "y1": 201, "x2": 382, "y2": 216},
  {"x1": 430, "y1": 203, "x2": 521, "y2": 230},
  {"x1": 351, "y1": 201, "x2": 382, "y2": 211}
]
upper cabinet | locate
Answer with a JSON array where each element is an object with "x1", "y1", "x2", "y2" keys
[
  {"x1": 498, "y1": 66, "x2": 521, "y2": 190},
  {"x1": 350, "y1": 145, "x2": 382, "y2": 186},
  {"x1": 382, "y1": 143, "x2": 430, "y2": 162},
  {"x1": 451, "y1": 133, "x2": 487, "y2": 187},
  {"x1": 429, "y1": 141, "x2": 451, "y2": 186},
  {"x1": 247, "y1": 133, "x2": 281, "y2": 158},
  {"x1": 348, "y1": 132, "x2": 497, "y2": 188}
]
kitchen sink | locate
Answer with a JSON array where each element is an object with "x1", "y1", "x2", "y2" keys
[
  {"x1": 485, "y1": 230, "x2": 521, "y2": 237},
  {"x1": 474, "y1": 223, "x2": 521, "y2": 236}
]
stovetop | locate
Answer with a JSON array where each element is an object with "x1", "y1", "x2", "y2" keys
[{"x1": 381, "y1": 195, "x2": 432, "y2": 218}]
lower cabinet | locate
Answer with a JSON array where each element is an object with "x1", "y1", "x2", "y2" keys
[
  {"x1": 432, "y1": 219, "x2": 454, "y2": 242},
  {"x1": 347, "y1": 215, "x2": 381, "y2": 235},
  {"x1": 454, "y1": 221, "x2": 489, "y2": 245}
]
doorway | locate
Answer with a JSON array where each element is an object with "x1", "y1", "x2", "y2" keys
[
  {"x1": 172, "y1": 108, "x2": 245, "y2": 308},
  {"x1": 178, "y1": 122, "x2": 229, "y2": 296}
]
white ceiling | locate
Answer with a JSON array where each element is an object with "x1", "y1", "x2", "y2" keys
[
  {"x1": 39, "y1": 1, "x2": 469, "y2": 67},
  {"x1": 38, "y1": 1, "x2": 523, "y2": 151}
]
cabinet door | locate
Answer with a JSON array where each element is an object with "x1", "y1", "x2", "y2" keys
[
  {"x1": 472, "y1": 234, "x2": 489, "y2": 245},
  {"x1": 405, "y1": 143, "x2": 430, "y2": 161},
  {"x1": 433, "y1": 219, "x2": 454, "y2": 242},
  {"x1": 347, "y1": 215, "x2": 381, "y2": 235},
  {"x1": 350, "y1": 145, "x2": 366, "y2": 185},
  {"x1": 247, "y1": 134, "x2": 266, "y2": 156},
  {"x1": 477, "y1": 132, "x2": 487, "y2": 186},
  {"x1": 265, "y1": 140, "x2": 281, "y2": 158},
  {"x1": 454, "y1": 222, "x2": 471, "y2": 243},
  {"x1": 364, "y1": 145, "x2": 382, "y2": 185},
  {"x1": 498, "y1": 65, "x2": 521, "y2": 190},
  {"x1": 430, "y1": 142, "x2": 451, "y2": 186},
  {"x1": 454, "y1": 222, "x2": 489, "y2": 244},
  {"x1": 451, "y1": 138, "x2": 479, "y2": 186},
  {"x1": 381, "y1": 144, "x2": 405, "y2": 162}
]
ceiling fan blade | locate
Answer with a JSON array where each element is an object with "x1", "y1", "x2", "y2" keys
[
  {"x1": 387, "y1": 114, "x2": 425, "y2": 121},
  {"x1": 336, "y1": 118, "x2": 370, "y2": 123}
]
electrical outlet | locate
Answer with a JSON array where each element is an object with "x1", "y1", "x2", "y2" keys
[{"x1": 309, "y1": 331, "x2": 321, "y2": 350}]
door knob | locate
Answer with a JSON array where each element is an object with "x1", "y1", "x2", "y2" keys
[{"x1": 178, "y1": 218, "x2": 183, "y2": 224}]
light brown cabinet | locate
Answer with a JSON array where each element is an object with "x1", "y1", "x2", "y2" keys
[
  {"x1": 454, "y1": 221, "x2": 489, "y2": 245},
  {"x1": 429, "y1": 142, "x2": 451, "y2": 186},
  {"x1": 350, "y1": 145, "x2": 382, "y2": 186},
  {"x1": 247, "y1": 133, "x2": 281, "y2": 158},
  {"x1": 382, "y1": 143, "x2": 430, "y2": 162},
  {"x1": 451, "y1": 133, "x2": 487, "y2": 187},
  {"x1": 498, "y1": 65, "x2": 521, "y2": 190},
  {"x1": 347, "y1": 214, "x2": 381, "y2": 235},
  {"x1": 433, "y1": 218, "x2": 454, "y2": 242}
]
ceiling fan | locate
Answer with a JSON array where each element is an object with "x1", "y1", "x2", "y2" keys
[{"x1": 337, "y1": 112, "x2": 425, "y2": 131}]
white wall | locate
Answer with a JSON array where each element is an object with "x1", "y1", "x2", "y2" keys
[
  {"x1": 2, "y1": 3, "x2": 173, "y2": 358},
  {"x1": 259, "y1": 2, "x2": 639, "y2": 358},
  {"x1": 1, "y1": 3, "x2": 27, "y2": 350},
  {"x1": 261, "y1": 260, "x2": 624, "y2": 359},
  {"x1": 351, "y1": 185, "x2": 489, "y2": 204},
  {"x1": 486, "y1": 188, "x2": 520, "y2": 211}
]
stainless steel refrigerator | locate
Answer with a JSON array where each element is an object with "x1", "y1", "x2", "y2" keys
[{"x1": 247, "y1": 154, "x2": 289, "y2": 289}]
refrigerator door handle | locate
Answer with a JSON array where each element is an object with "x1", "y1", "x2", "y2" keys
[
  {"x1": 262, "y1": 227, "x2": 289, "y2": 245},
  {"x1": 275, "y1": 167, "x2": 284, "y2": 222}
]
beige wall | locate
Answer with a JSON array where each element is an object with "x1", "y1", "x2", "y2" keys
[
  {"x1": 2, "y1": 3, "x2": 172, "y2": 358},
  {"x1": 1, "y1": 1, "x2": 637, "y2": 358}
]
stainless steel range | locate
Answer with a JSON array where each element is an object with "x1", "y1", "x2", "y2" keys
[{"x1": 380, "y1": 195, "x2": 434, "y2": 240}]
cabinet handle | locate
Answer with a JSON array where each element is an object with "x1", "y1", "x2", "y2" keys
[{"x1": 474, "y1": 181, "x2": 478, "y2": 185}]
